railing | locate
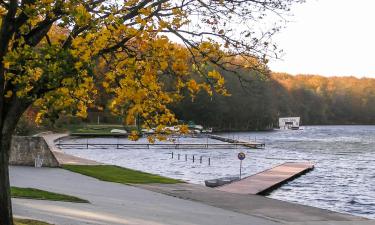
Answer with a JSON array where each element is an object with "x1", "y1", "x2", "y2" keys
[{"x1": 56, "y1": 143, "x2": 256, "y2": 149}]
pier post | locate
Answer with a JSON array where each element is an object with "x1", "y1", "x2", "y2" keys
[
  {"x1": 193, "y1": 155, "x2": 195, "y2": 163},
  {"x1": 200, "y1": 156, "x2": 202, "y2": 163},
  {"x1": 208, "y1": 157, "x2": 211, "y2": 166},
  {"x1": 171, "y1": 152, "x2": 174, "y2": 159},
  {"x1": 178, "y1": 154, "x2": 180, "y2": 160},
  {"x1": 185, "y1": 154, "x2": 187, "y2": 161}
]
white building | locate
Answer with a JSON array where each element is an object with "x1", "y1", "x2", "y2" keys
[{"x1": 279, "y1": 117, "x2": 300, "y2": 130}]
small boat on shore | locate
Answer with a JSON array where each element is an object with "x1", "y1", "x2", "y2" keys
[{"x1": 205, "y1": 176, "x2": 240, "y2": 188}]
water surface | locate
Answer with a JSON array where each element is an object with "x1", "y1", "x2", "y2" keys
[{"x1": 60, "y1": 126, "x2": 375, "y2": 219}]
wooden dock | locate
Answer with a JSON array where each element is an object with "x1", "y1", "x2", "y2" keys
[
  {"x1": 56, "y1": 142, "x2": 258, "y2": 149},
  {"x1": 207, "y1": 134, "x2": 265, "y2": 149},
  {"x1": 217, "y1": 162, "x2": 314, "y2": 195}
]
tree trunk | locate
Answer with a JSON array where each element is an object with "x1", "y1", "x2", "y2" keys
[
  {"x1": 0, "y1": 132, "x2": 13, "y2": 225},
  {"x1": 0, "y1": 98, "x2": 30, "y2": 225}
]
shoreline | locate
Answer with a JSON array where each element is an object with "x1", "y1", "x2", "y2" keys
[{"x1": 37, "y1": 133, "x2": 370, "y2": 220}]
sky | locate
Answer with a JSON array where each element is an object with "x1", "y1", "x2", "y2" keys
[{"x1": 268, "y1": 0, "x2": 375, "y2": 78}]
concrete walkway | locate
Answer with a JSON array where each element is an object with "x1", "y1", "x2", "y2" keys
[
  {"x1": 41, "y1": 133, "x2": 101, "y2": 165},
  {"x1": 10, "y1": 166, "x2": 279, "y2": 225},
  {"x1": 139, "y1": 183, "x2": 374, "y2": 225}
]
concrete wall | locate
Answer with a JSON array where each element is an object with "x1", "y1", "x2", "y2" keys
[{"x1": 10, "y1": 136, "x2": 60, "y2": 167}]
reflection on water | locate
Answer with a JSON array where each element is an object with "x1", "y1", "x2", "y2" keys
[{"x1": 61, "y1": 126, "x2": 375, "y2": 219}]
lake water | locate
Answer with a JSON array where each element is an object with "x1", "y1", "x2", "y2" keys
[{"x1": 60, "y1": 125, "x2": 375, "y2": 219}]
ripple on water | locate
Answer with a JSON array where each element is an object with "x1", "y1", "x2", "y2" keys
[{"x1": 61, "y1": 125, "x2": 375, "y2": 219}]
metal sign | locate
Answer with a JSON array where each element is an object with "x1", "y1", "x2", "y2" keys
[
  {"x1": 238, "y1": 152, "x2": 246, "y2": 160},
  {"x1": 238, "y1": 152, "x2": 246, "y2": 179}
]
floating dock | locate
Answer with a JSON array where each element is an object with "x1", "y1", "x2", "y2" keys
[
  {"x1": 217, "y1": 162, "x2": 314, "y2": 195},
  {"x1": 207, "y1": 134, "x2": 265, "y2": 149}
]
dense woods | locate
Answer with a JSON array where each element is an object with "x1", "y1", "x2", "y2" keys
[
  {"x1": 171, "y1": 71, "x2": 375, "y2": 131},
  {"x1": 31, "y1": 68, "x2": 375, "y2": 132},
  {"x1": 273, "y1": 73, "x2": 375, "y2": 126}
]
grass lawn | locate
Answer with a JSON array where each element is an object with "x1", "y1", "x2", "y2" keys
[
  {"x1": 63, "y1": 165, "x2": 182, "y2": 184},
  {"x1": 14, "y1": 218, "x2": 53, "y2": 225},
  {"x1": 11, "y1": 187, "x2": 89, "y2": 203},
  {"x1": 64, "y1": 124, "x2": 132, "y2": 135}
]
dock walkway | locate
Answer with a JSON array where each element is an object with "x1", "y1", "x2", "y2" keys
[
  {"x1": 217, "y1": 162, "x2": 314, "y2": 195},
  {"x1": 207, "y1": 134, "x2": 265, "y2": 149},
  {"x1": 56, "y1": 142, "x2": 258, "y2": 149}
]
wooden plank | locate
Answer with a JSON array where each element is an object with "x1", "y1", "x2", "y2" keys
[
  {"x1": 207, "y1": 134, "x2": 265, "y2": 149},
  {"x1": 216, "y1": 162, "x2": 314, "y2": 195},
  {"x1": 56, "y1": 143, "x2": 256, "y2": 149}
]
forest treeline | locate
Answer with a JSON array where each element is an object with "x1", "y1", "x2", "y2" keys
[
  {"x1": 21, "y1": 65, "x2": 375, "y2": 133},
  {"x1": 172, "y1": 71, "x2": 375, "y2": 131}
]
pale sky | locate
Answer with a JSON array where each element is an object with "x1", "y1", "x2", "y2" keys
[{"x1": 268, "y1": 0, "x2": 375, "y2": 78}]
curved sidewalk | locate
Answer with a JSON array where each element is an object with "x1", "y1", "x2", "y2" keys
[
  {"x1": 10, "y1": 166, "x2": 278, "y2": 225},
  {"x1": 41, "y1": 133, "x2": 101, "y2": 166},
  {"x1": 138, "y1": 183, "x2": 373, "y2": 225},
  {"x1": 11, "y1": 166, "x2": 374, "y2": 225}
]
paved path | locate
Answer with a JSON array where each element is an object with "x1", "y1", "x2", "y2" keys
[
  {"x1": 139, "y1": 183, "x2": 374, "y2": 225},
  {"x1": 10, "y1": 166, "x2": 279, "y2": 225},
  {"x1": 41, "y1": 133, "x2": 101, "y2": 165},
  {"x1": 217, "y1": 162, "x2": 314, "y2": 195}
]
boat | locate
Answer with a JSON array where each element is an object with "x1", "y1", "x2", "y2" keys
[
  {"x1": 279, "y1": 117, "x2": 301, "y2": 130},
  {"x1": 204, "y1": 176, "x2": 240, "y2": 188}
]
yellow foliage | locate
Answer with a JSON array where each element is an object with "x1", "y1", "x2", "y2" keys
[{"x1": 0, "y1": 0, "x2": 257, "y2": 142}]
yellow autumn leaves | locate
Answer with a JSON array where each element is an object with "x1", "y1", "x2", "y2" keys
[{"x1": 1, "y1": 0, "x2": 243, "y2": 140}]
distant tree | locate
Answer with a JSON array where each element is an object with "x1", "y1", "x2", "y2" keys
[{"x1": 272, "y1": 73, "x2": 375, "y2": 125}]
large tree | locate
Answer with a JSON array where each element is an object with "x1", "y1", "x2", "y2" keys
[{"x1": 0, "y1": 0, "x2": 301, "y2": 224}]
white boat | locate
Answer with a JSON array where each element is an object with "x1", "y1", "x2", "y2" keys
[{"x1": 279, "y1": 117, "x2": 300, "y2": 130}]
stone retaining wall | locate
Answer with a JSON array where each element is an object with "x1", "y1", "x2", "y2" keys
[{"x1": 10, "y1": 136, "x2": 60, "y2": 167}]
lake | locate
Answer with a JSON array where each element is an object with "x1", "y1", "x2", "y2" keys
[{"x1": 60, "y1": 125, "x2": 375, "y2": 219}]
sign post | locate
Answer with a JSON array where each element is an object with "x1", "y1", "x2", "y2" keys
[{"x1": 237, "y1": 152, "x2": 246, "y2": 179}]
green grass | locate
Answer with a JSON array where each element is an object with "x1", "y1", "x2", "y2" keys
[
  {"x1": 63, "y1": 165, "x2": 182, "y2": 184},
  {"x1": 68, "y1": 124, "x2": 128, "y2": 134},
  {"x1": 66, "y1": 124, "x2": 133, "y2": 136},
  {"x1": 14, "y1": 218, "x2": 54, "y2": 225},
  {"x1": 11, "y1": 187, "x2": 89, "y2": 203}
]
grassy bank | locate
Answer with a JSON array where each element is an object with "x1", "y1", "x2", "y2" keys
[
  {"x1": 66, "y1": 124, "x2": 128, "y2": 133},
  {"x1": 11, "y1": 187, "x2": 88, "y2": 203},
  {"x1": 15, "y1": 218, "x2": 53, "y2": 225},
  {"x1": 63, "y1": 165, "x2": 182, "y2": 184}
]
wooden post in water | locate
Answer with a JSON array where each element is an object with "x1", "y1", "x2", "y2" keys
[
  {"x1": 185, "y1": 154, "x2": 187, "y2": 161},
  {"x1": 178, "y1": 154, "x2": 180, "y2": 160},
  {"x1": 171, "y1": 152, "x2": 174, "y2": 159},
  {"x1": 193, "y1": 155, "x2": 195, "y2": 163},
  {"x1": 208, "y1": 157, "x2": 211, "y2": 166},
  {"x1": 200, "y1": 156, "x2": 203, "y2": 163}
]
